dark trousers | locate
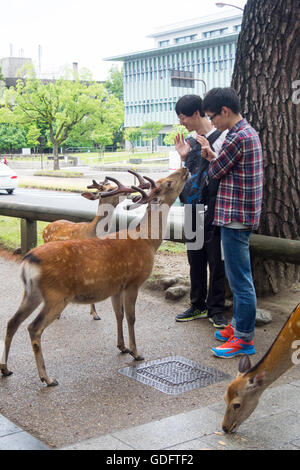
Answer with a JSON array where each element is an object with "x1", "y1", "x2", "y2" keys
[{"x1": 187, "y1": 228, "x2": 225, "y2": 317}]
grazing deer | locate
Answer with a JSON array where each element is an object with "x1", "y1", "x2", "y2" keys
[
  {"x1": 0, "y1": 167, "x2": 189, "y2": 386},
  {"x1": 42, "y1": 177, "x2": 133, "y2": 320},
  {"x1": 222, "y1": 303, "x2": 300, "y2": 433}
]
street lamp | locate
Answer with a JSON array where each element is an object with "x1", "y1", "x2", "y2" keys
[{"x1": 215, "y1": 2, "x2": 244, "y2": 11}]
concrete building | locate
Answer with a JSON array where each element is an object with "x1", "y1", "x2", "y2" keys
[
  {"x1": 0, "y1": 57, "x2": 34, "y2": 87},
  {"x1": 105, "y1": 9, "x2": 242, "y2": 149}
]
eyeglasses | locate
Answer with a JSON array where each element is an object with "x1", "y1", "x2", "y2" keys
[
  {"x1": 177, "y1": 115, "x2": 187, "y2": 123},
  {"x1": 207, "y1": 112, "x2": 219, "y2": 122}
]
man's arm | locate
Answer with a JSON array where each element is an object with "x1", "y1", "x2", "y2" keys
[{"x1": 197, "y1": 134, "x2": 242, "y2": 179}]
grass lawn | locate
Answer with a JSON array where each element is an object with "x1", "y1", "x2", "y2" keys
[
  {"x1": 66, "y1": 151, "x2": 169, "y2": 166},
  {"x1": 6, "y1": 151, "x2": 170, "y2": 167},
  {"x1": 0, "y1": 216, "x2": 48, "y2": 251}
]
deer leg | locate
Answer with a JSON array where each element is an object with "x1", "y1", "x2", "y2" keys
[
  {"x1": 90, "y1": 303, "x2": 101, "y2": 320},
  {"x1": 27, "y1": 300, "x2": 67, "y2": 386},
  {"x1": 124, "y1": 286, "x2": 144, "y2": 361},
  {"x1": 1, "y1": 291, "x2": 41, "y2": 378},
  {"x1": 111, "y1": 292, "x2": 129, "y2": 354}
]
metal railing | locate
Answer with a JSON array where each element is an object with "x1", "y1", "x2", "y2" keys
[{"x1": 0, "y1": 200, "x2": 300, "y2": 264}]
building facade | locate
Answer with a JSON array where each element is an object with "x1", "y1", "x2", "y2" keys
[{"x1": 106, "y1": 10, "x2": 242, "y2": 148}]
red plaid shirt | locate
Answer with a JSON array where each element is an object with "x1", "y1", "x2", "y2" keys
[{"x1": 208, "y1": 118, "x2": 263, "y2": 230}]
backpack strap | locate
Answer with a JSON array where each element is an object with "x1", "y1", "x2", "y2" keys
[{"x1": 206, "y1": 129, "x2": 221, "y2": 149}]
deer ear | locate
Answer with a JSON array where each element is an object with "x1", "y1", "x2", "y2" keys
[
  {"x1": 81, "y1": 192, "x2": 98, "y2": 200},
  {"x1": 238, "y1": 355, "x2": 252, "y2": 374},
  {"x1": 250, "y1": 371, "x2": 265, "y2": 387}
]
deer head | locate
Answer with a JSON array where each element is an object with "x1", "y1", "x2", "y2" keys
[
  {"x1": 222, "y1": 355, "x2": 266, "y2": 433},
  {"x1": 82, "y1": 177, "x2": 132, "y2": 208},
  {"x1": 81, "y1": 178, "x2": 115, "y2": 201},
  {"x1": 154, "y1": 168, "x2": 189, "y2": 207},
  {"x1": 126, "y1": 168, "x2": 189, "y2": 210}
]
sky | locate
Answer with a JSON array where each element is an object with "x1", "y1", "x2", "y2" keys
[{"x1": 0, "y1": 0, "x2": 247, "y2": 82}]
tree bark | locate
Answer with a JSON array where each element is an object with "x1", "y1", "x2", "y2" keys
[
  {"x1": 231, "y1": 0, "x2": 300, "y2": 295},
  {"x1": 53, "y1": 143, "x2": 60, "y2": 171}
]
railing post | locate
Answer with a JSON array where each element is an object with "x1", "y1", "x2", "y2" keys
[{"x1": 20, "y1": 219, "x2": 37, "y2": 254}]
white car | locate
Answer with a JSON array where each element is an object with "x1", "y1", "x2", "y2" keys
[{"x1": 0, "y1": 161, "x2": 18, "y2": 194}]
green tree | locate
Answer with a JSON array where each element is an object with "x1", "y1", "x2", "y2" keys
[
  {"x1": 0, "y1": 66, "x2": 6, "y2": 106},
  {"x1": 0, "y1": 123, "x2": 27, "y2": 152},
  {"x1": 105, "y1": 66, "x2": 124, "y2": 149},
  {"x1": 64, "y1": 94, "x2": 123, "y2": 153},
  {"x1": 163, "y1": 124, "x2": 188, "y2": 146},
  {"x1": 1, "y1": 70, "x2": 123, "y2": 169},
  {"x1": 26, "y1": 124, "x2": 41, "y2": 153},
  {"x1": 140, "y1": 121, "x2": 164, "y2": 153},
  {"x1": 124, "y1": 127, "x2": 143, "y2": 153},
  {"x1": 105, "y1": 66, "x2": 124, "y2": 101}
]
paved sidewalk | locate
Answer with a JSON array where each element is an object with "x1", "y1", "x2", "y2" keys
[
  {"x1": 61, "y1": 380, "x2": 300, "y2": 450},
  {"x1": 0, "y1": 414, "x2": 49, "y2": 450},
  {"x1": 1, "y1": 379, "x2": 300, "y2": 450}
]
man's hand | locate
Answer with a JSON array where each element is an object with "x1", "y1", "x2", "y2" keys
[
  {"x1": 196, "y1": 135, "x2": 217, "y2": 161},
  {"x1": 174, "y1": 133, "x2": 190, "y2": 161}
]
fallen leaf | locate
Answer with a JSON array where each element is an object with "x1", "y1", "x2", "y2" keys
[{"x1": 218, "y1": 441, "x2": 226, "y2": 446}]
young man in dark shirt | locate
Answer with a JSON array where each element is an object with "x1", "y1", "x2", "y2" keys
[{"x1": 174, "y1": 94, "x2": 228, "y2": 328}]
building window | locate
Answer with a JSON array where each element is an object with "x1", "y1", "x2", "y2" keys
[
  {"x1": 203, "y1": 27, "x2": 228, "y2": 38},
  {"x1": 234, "y1": 24, "x2": 242, "y2": 32},
  {"x1": 174, "y1": 34, "x2": 197, "y2": 44},
  {"x1": 170, "y1": 69, "x2": 195, "y2": 88},
  {"x1": 159, "y1": 40, "x2": 170, "y2": 47}
]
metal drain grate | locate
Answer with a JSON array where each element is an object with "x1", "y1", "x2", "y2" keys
[{"x1": 118, "y1": 356, "x2": 230, "y2": 395}]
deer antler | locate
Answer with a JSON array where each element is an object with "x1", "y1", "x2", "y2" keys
[
  {"x1": 87, "y1": 178, "x2": 108, "y2": 191},
  {"x1": 98, "y1": 176, "x2": 136, "y2": 198},
  {"x1": 127, "y1": 170, "x2": 151, "y2": 189},
  {"x1": 127, "y1": 170, "x2": 158, "y2": 203},
  {"x1": 84, "y1": 178, "x2": 113, "y2": 200},
  {"x1": 142, "y1": 175, "x2": 157, "y2": 188},
  {"x1": 126, "y1": 185, "x2": 159, "y2": 210}
]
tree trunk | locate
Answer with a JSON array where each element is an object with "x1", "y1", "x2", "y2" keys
[
  {"x1": 53, "y1": 143, "x2": 60, "y2": 170},
  {"x1": 231, "y1": 0, "x2": 300, "y2": 295}
]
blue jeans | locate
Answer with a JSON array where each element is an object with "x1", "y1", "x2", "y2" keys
[{"x1": 221, "y1": 227, "x2": 256, "y2": 341}]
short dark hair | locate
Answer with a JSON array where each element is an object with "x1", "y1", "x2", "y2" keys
[
  {"x1": 175, "y1": 94, "x2": 205, "y2": 117},
  {"x1": 202, "y1": 87, "x2": 241, "y2": 114}
]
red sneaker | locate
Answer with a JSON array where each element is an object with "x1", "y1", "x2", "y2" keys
[
  {"x1": 211, "y1": 336, "x2": 256, "y2": 358},
  {"x1": 214, "y1": 324, "x2": 234, "y2": 342}
]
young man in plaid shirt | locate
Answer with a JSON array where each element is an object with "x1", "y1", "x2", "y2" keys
[{"x1": 198, "y1": 88, "x2": 263, "y2": 358}]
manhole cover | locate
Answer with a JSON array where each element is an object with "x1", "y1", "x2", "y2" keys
[{"x1": 118, "y1": 356, "x2": 230, "y2": 395}]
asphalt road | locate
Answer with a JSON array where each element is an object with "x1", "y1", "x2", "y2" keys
[
  {"x1": 14, "y1": 165, "x2": 170, "y2": 188},
  {"x1": 0, "y1": 187, "x2": 97, "y2": 211}
]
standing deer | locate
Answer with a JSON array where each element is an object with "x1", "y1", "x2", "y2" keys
[
  {"x1": 0, "y1": 167, "x2": 189, "y2": 386},
  {"x1": 42, "y1": 177, "x2": 137, "y2": 320},
  {"x1": 222, "y1": 303, "x2": 300, "y2": 433}
]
